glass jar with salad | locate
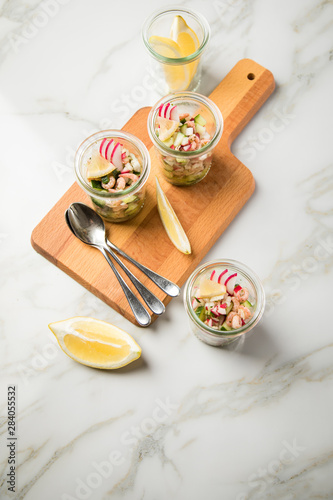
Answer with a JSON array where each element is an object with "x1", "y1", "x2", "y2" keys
[
  {"x1": 183, "y1": 259, "x2": 265, "y2": 347},
  {"x1": 74, "y1": 130, "x2": 151, "y2": 222},
  {"x1": 148, "y1": 91, "x2": 223, "y2": 186}
]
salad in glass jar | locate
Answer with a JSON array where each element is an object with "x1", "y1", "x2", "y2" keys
[
  {"x1": 148, "y1": 92, "x2": 223, "y2": 186},
  {"x1": 74, "y1": 131, "x2": 151, "y2": 222}
]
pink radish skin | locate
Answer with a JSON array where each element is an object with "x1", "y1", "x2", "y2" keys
[
  {"x1": 210, "y1": 270, "x2": 215, "y2": 281},
  {"x1": 121, "y1": 169, "x2": 131, "y2": 174},
  {"x1": 111, "y1": 143, "x2": 122, "y2": 170},
  {"x1": 105, "y1": 140, "x2": 114, "y2": 161},
  {"x1": 234, "y1": 285, "x2": 242, "y2": 294},
  {"x1": 164, "y1": 103, "x2": 170, "y2": 118},
  {"x1": 217, "y1": 270, "x2": 228, "y2": 284},
  {"x1": 224, "y1": 273, "x2": 238, "y2": 295},
  {"x1": 183, "y1": 144, "x2": 191, "y2": 151}
]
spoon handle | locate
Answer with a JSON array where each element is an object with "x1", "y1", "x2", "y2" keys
[
  {"x1": 103, "y1": 245, "x2": 165, "y2": 315},
  {"x1": 99, "y1": 247, "x2": 151, "y2": 327},
  {"x1": 106, "y1": 239, "x2": 180, "y2": 297}
]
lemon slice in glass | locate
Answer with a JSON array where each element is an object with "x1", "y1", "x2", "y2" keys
[
  {"x1": 155, "y1": 177, "x2": 191, "y2": 255},
  {"x1": 86, "y1": 150, "x2": 116, "y2": 181},
  {"x1": 49, "y1": 317, "x2": 141, "y2": 369},
  {"x1": 157, "y1": 116, "x2": 179, "y2": 141},
  {"x1": 148, "y1": 35, "x2": 191, "y2": 91},
  {"x1": 170, "y1": 15, "x2": 200, "y2": 83}
]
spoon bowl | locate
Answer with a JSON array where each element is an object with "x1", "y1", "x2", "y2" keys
[{"x1": 67, "y1": 203, "x2": 107, "y2": 248}]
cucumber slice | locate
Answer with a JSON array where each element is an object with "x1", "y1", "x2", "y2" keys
[
  {"x1": 194, "y1": 114, "x2": 207, "y2": 126},
  {"x1": 91, "y1": 197, "x2": 106, "y2": 208},
  {"x1": 123, "y1": 195, "x2": 138, "y2": 203},
  {"x1": 195, "y1": 123, "x2": 206, "y2": 137},
  {"x1": 199, "y1": 307, "x2": 206, "y2": 322},
  {"x1": 242, "y1": 300, "x2": 253, "y2": 309},
  {"x1": 220, "y1": 321, "x2": 232, "y2": 332},
  {"x1": 174, "y1": 132, "x2": 185, "y2": 147},
  {"x1": 100, "y1": 175, "x2": 110, "y2": 184},
  {"x1": 180, "y1": 124, "x2": 187, "y2": 135},
  {"x1": 91, "y1": 180, "x2": 102, "y2": 189},
  {"x1": 125, "y1": 203, "x2": 139, "y2": 214}
]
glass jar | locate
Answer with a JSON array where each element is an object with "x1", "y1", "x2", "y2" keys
[
  {"x1": 183, "y1": 259, "x2": 265, "y2": 347},
  {"x1": 74, "y1": 130, "x2": 151, "y2": 222},
  {"x1": 142, "y1": 8, "x2": 210, "y2": 94},
  {"x1": 148, "y1": 91, "x2": 223, "y2": 186}
]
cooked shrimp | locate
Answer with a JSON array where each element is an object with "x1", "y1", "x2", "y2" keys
[
  {"x1": 179, "y1": 113, "x2": 189, "y2": 120},
  {"x1": 226, "y1": 312, "x2": 242, "y2": 329},
  {"x1": 235, "y1": 287, "x2": 249, "y2": 302},
  {"x1": 101, "y1": 176, "x2": 116, "y2": 190},
  {"x1": 119, "y1": 173, "x2": 139, "y2": 183},
  {"x1": 115, "y1": 177, "x2": 126, "y2": 190},
  {"x1": 238, "y1": 305, "x2": 252, "y2": 320},
  {"x1": 190, "y1": 141, "x2": 197, "y2": 151},
  {"x1": 231, "y1": 296, "x2": 240, "y2": 312},
  {"x1": 186, "y1": 120, "x2": 195, "y2": 128}
]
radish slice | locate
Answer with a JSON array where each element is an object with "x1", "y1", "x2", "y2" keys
[
  {"x1": 157, "y1": 103, "x2": 179, "y2": 121},
  {"x1": 210, "y1": 270, "x2": 216, "y2": 281},
  {"x1": 169, "y1": 105, "x2": 179, "y2": 121},
  {"x1": 104, "y1": 139, "x2": 114, "y2": 161},
  {"x1": 217, "y1": 270, "x2": 228, "y2": 284},
  {"x1": 121, "y1": 152, "x2": 127, "y2": 159},
  {"x1": 234, "y1": 285, "x2": 242, "y2": 294},
  {"x1": 182, "y1": 144, "x2": 191, "y2": 151},
  {"x1": 224, "y1": 273, "x2": 238, "y2": 295},
  {"x1": 241, "y1": 319, "x2": 245, "y2": 326},
  {"x1": 164, "y1": 103, "x2": 170, "y2": 118},
  {"x1": 121, "y1": 168, "x2": 131, "y2": 174},
  {"x1": 111, "y1": 142, "x2": 122, "y2": 170},
  {"x1": 99, "y1": 138, "x2": 108, "y2": 157}
]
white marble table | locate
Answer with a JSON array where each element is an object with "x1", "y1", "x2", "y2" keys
[{"x1": 1, "y1": 0, "x2": 333, "y2": 499}]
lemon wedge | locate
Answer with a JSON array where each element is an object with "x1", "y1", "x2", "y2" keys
[
  {"x1": 199, "y1": 279, "x2": 226, "y2": 298},
  {"x1": 86, "y1": 150, "x2": 116, "y2": 181},
  {"x1": 157, "y1": 116, "x2": 179, "y2": 141},
  {"x1": 48, "y1": 317, "x2": 141, "y2": 369},
  {"x1": 155, "y1": 177, "x2": 191, "y2": 254},
  {"x1": 170, "y1": 15, "x2": 200, "y2": 83},
  {"x1": 148, "y1": 35, "x2": 191, "y2": 91}
]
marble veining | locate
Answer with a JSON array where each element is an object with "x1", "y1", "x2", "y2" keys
[{"x1": 0, "y1": 0, "x2": 333, "y2": 499}]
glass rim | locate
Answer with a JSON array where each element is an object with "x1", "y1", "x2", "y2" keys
[
  {"x1": 74, "y1": 130, "x2": 151, "y2": 199},
  {"x1": 183, "y1": 259, "x2": 266, "y2": 338},
  {"x1": 142, "y1": 7, "x2": 211, "y2": 64},
  {"x1": 147, "y1": 91, "x2": 223, "y2": 157}
]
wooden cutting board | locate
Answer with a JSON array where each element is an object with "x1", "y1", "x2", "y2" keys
[{"x1": 31, "y1": 59, "x2": 275, "y2": 326}]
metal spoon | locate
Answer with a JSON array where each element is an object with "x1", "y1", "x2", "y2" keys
[
  {"x1": 66, "y1": 208, "x2": 165, "y2": 316},
  {"x1": 69, "y1": 202, "x2": 180, "y2": 297},
  {"x1": 65, "y1": 209, "x2": 151, "y2": 327}
]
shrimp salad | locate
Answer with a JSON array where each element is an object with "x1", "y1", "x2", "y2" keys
[
  {"x1": 191, "y1": 268, "x2": 254, "y2": 332},
  {"x1": 85, "y1": 139, "x2": 144, "y2": 221},
  {"x1": 155, "y1": 102, "x2": 213, "y2": 185}
]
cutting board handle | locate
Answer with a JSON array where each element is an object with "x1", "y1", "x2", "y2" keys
[{"x1": 209, "y1": 58, "x2": 275, "y2": 148}]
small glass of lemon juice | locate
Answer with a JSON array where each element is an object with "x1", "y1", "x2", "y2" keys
[{"x1": 142, "y1": 8, "x2": 210, "y2": 94}]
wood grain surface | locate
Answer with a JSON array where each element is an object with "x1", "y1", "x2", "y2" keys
[{"x1": 31, "y1": 59, "x2": 275, "y2": 326}]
